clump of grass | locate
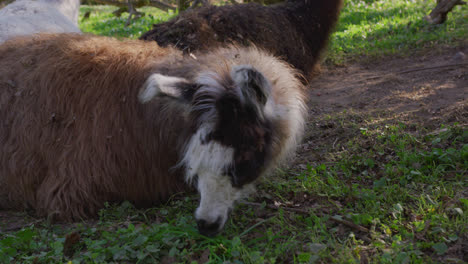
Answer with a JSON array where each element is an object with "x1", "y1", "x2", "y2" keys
[
  {"x1": 1, "y1": 117, "x2": 466, "y2": 263},
  {"x1": 327, "y1": 0, "x2": 468, "y2": 63},
  {"x1": 79, "y1": 5, "x2": 175, "y2": 39}
]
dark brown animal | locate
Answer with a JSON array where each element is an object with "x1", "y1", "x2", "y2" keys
[
  {"x1": 140, "y1": 0, "x2": 343, "y2": 81},
  {"x1": 0, "y1": 33, "x2": 306, "y2": 236}
]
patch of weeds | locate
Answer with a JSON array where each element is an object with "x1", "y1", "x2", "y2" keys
[
  {"x1": 292, "y1": 122, "x2": 467, "y2": 262},
  {"x1": 1, "y1": 119, "x2": 465, "y2": 263},
  {"x1": 326, "y1": 0, "x2": 468, "y2": 64},
  {"x1": 79, "y1": 5, "x2": 175, "y2": 39}
]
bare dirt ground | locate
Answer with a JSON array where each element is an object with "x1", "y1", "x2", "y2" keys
[
  {"x1": 310, "y1": 46, "x2": 467, "y2": 121},
  {"x1": 297, "y1": 44, "x2": 468, "y2": 166}
]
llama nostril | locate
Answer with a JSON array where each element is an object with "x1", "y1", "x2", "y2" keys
[{"x1": 196, "y1": 217, "x2": 222, "y2": 237}]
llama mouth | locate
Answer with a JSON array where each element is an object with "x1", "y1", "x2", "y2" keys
[{"x1": 196, "y1": 217, "x2": 223, "y2": 237}]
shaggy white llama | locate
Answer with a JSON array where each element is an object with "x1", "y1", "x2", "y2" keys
[{"x1": 0, "y1": 0, "x2": 81, "y2": 43}]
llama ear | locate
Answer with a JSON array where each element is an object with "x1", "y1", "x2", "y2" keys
[
  {"x1": 231, "y1": 65, "x2": 271, "y2": 106},
  {"x1": 138, "y1": 73, "x2": 188, "y2": 103}
]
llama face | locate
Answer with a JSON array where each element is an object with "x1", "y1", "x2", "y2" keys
[
  {"x1": 186, "y1": 66, "x2": 274, "y2": 236},
  {"x1": 140, "y1": 65, "x2": 274, "y2": 236},
  {"x1": 183, "y1": 124, "x2": 256, "y2": 236}
]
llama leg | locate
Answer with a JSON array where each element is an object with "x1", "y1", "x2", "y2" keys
[
  {"x1": 34, "y1": 168, "x2": 102, "y2": 221},
  {"x1": 0, "y1": 150, "x2": 47, "y2": 211}
]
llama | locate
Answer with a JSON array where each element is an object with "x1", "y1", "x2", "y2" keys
[
  {"x1": 140, "y1": 0, "x2": 343, "y2": 81},
  {"x1": 0, "y1": 0, "x2": 81, "y2": 43},
  {"x1": 0, "y1": 33, "x2": 306, "y2": 236}
]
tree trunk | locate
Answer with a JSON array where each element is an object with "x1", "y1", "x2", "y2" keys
[
  {"x1": 187, "y1": 0, "x2": 211, "y2": 10},
  {"x1": 177, "y1": 0, "x2": 191, "y2": 12},
  {"x1": 425, "y1": 0, "x2": 466, "y2": 24}
]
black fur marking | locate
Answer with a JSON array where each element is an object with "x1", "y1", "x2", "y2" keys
[
  {"x1": 236, "y1": 68, "x2": 269, "y2": 106},
  {"x1": 178, "y1": 82, "x2": 199, "y2": 102},
  {"x1": 187, "y1": 68, "x2": 273, "y2": 187},
  {"x1": 212, "y1": 92, "x2": 272, "y2": 187},
  {"x1": 191, "y1": 174, "x2": 199, "y2": 188}
]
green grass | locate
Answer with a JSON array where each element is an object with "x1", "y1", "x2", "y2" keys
[
  {"x1": 79, "y1": 5, "x2": 175, "y2": 39},
  {"x1": 1, "y1": 116, "x2": 466, "y2": 263},
  {"x1": 327, "y1": 0, "x2": 468, "y2": 63}
]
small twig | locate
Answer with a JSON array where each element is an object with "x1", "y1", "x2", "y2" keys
[
  {"x1": 239, "y1": 217, "x2": 273, "y2": 237},
  {"x1": 330, "y1": 216, "x2": 370, "y2": 233},
  {"x1": 1, "y1": 219, "x2": 43, "y2": 232},
  {"x1": 395, "y1": 63, "x2": 468, "y2": 74},
  {"x1": 332, "y1": 137, "x2": 339, "y2": 149},
  {"x1": 242, "y1": 201, "x2": 370, "y2": 233},
  {"x1": 242, "y1": 201, "x2": 309, "y2": 214},
  {"x1": 360, "y1": 63, "x2": 468, "y2": 82},
  {"x1": 425, "y1": 123, "x2": 467, "y2": 136}
]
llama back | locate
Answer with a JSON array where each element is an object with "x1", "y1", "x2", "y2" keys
[
  {"x1": 0, "y1": 0, "x2": 81, "y2": 43},
  {"x1": 139, "y1": 0, "x2": 344, "y2": 80},
  {"x1": 0, "y1": 34, "x2": 188, "y2": 218}
]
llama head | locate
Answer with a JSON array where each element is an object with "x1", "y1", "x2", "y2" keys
[
  {"x1": 140, "y1": 65, "x2": 276, "y2": 236},
  {"x1": 188, "y1": 65, "x2": 275, "y2": 236}
]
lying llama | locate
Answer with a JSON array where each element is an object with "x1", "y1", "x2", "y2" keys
[
  {"x1": 0, "y1": 0, "x2": 80, "y2": 43},
  {"x1": 0, "y1": 33, "x2": 306, "y2": 236},
  {"x1": 140, "y1": 0, "x2": 343, "y2": 81}
]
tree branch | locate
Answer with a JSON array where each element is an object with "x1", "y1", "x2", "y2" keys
[{"x1": 425, "y1": 0, "x2": 466, "y2": 24}]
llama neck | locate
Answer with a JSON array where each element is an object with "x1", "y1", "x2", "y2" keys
[
  {"x1": 279, "y1": 0, "x2": 343, "y2": 45},
  {"x1": 39, "y1": 0, "x2": 81, "y2": 25},
  {"x1": 277, "y1": 0, "x2": 343, "y2": 57}
]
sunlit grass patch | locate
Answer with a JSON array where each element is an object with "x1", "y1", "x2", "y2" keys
[
  {"x1": 327, "y1": 0, "x2": 468, "y2": 63},
  {"x1": 79, "y1": 5, "x2": 175, "y2": 39}
]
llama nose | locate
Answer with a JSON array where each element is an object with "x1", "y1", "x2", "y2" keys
[{"x1": 196, "y1": 217, "x2": 222, "y2": 237}]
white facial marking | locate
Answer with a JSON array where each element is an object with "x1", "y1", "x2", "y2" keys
[
  {"x1": 196, "y1": 176, "x2": 254, "y2": 231},
  {"x1": 181, "y1": 125, "x2": 234, "y2": 183},
  {"x1": 181, "y1": 124, "x2": 253, "y2": 230},
  {"x1": 138, "y1": 73, "x2": 187, "y2": 103}
]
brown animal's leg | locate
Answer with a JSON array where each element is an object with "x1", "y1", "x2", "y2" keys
[
  {"x1": 0, "y1": 150, "x2": 47, "y2": 211},
  {"x1": 34, "y1": 167, "x2": 102, "y2": 221}
]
